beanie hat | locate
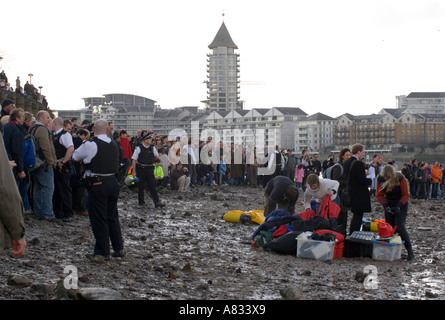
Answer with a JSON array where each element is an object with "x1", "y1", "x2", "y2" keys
[{"x1": 1, "y1": 99, "x2": 14, "y2": 108}]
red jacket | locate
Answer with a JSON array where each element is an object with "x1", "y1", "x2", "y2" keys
[
  {"x1": 120, "y1": 138, "x2": 133, "y2": 159},
  {"x1": 376, "y1": 175, "x2": 410, "y2": 206}
]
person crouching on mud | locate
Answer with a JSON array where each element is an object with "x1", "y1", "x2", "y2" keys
[{"x1": 264, "y1": 176, "x2": 299, "y2": 216}]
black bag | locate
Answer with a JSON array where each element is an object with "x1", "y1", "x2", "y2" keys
[
  {"x1": 341, "y1": 160, "x2": 357, "y2": 209},
  {"x1": 340, "y1": 188, "x2": 351, "y2": 208},
  {"x1": 264, "y1": 231, "x2": 303, "y2": 255}
]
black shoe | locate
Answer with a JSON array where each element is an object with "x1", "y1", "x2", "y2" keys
[
  {"x1": 138, "y1": 201, "x2": 145, "y2": 206},
  {"x1": 86, "y1": 253, "x2": 110, "y2": 263},
  {"x1": 46, "y1": 217, "x2": 63, "y2": 225},
  {"x1": 155, "y1": 202, "x2": 165, "y2": 208},
  {"x1": 62, "y1": 217, "x2": 73, "y2": 222},
  {"x1": 112, "y1": 249, "x2": 126, "y2": 258}
]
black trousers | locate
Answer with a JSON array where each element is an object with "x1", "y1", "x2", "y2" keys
[
  {"x1": 53, "y1": 167, "x2": 73, "y2": 219},
  {"x1": 87, "y1": 176, "x2": 124, "y2": 256},
  {"x1": 137, "y1": 165, "x2": 160, "y2": 204},
  {"x1": 384, "y1": 202, "x2": 413, "y2": 256},
  {"x1": 349, "y1": 210, "x2": 364, "y2": 235}
]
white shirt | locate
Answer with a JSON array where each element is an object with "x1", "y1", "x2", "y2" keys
[
  {"x1": 304, "y1": 178, "x2": 340, "y2": 209},
  {"x1": 72, "y1": 134, "x2": 112, "y2": 176},
  {"x1": 366, "y1": 166, "x2": 376, "y2": 179},
  {"x1": 184, "y1": 145, "x2": 198, "y2": 164},
  {"x1": 53, "y1": 128, "x2": 74, "y2": 161},
  {"x1": 268, "y1": 151, "x2": 284, "y2": 171},
  {"x1": 132, "y1": 144, "x2": 159, "y2": 161}
]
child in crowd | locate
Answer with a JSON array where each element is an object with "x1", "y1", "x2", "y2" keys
[
  {"x1": 295, "y1": 163, "x2": 304, "y2": 190},
  {"x1": 154, "y1": 159, "x2": 167, "y2": 188}
]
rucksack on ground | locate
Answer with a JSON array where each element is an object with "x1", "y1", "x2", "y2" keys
[
  {"x1": 23, "y1": 133, "x2": 44, "y2": 171},
  {"x1": 322, "y1": 163, "x2": 344, "y2": 180}
]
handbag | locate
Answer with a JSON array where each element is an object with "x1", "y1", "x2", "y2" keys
[{"x1": 341, "y1": 188, "x2": 352, "y2": 208}]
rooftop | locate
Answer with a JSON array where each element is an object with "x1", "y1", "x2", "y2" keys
[{"x1": 208, "y1": 22, "x2": 238, "y2": 49}]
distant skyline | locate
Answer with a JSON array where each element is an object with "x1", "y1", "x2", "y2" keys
[{"x1": 1, "y1": 0, "x2": 445, "y2": 117}]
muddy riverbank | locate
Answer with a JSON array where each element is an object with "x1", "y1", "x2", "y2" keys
[{"x1": 1, "y1": 184, "x2": 444, "y2": 301}]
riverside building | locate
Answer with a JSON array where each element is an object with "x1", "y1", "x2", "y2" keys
[{"x1": 204, "y1": 21, "x2": 241, "y2": 111}]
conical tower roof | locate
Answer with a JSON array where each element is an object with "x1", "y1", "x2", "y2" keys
[{"x1": 208, "y1": 22, "x2": 238, "y2": 49}]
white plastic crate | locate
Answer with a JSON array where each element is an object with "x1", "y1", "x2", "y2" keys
[
  {"x1": 297, "y1": 239, "x2": 336, "y2": 260},
  {"x1": 372, "y1": 240, "x2": 404, "y2": 261}
]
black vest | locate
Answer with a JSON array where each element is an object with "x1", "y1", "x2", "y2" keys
[
  {"x1": 89, "y1": 138, "x2": 119, "y2": 174},
  {"x1": 137, "y1": 145, "x2": 155, "y2": 166},
  {"x1": 53, "y1": 130, "x2": 67, "y2": 159}
]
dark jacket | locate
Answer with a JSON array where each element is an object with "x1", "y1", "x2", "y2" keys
[
  {"x1": 2, "y1": 121, "x2": 25, "y2": 173},
  {"x1": 265, "y1": 176, "x2": 294, "y2": 202},
  {"x1": 170, "y1": 166, "x2": 187, "y2": 191},
  {"x1": 196, "y1": 163, "x2": 214, "y2": 179},
  {"x1": 343, "y1": 156, "x2": 372, "y2": 213}
]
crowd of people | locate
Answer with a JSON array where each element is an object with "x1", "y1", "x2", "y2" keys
[
  {"x1": 2, "y1": 98, "x2": 438, "y2": 262},
  {"x1": 0, "y1": 70, "x2": 48, "y2": 107}
]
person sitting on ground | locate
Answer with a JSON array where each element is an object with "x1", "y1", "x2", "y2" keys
[
  {"x1": 170, "y1": 162, "x2": 190, "y2": 192},
  {"x1": 154, "y1": 158, "x2": 167, "y2": 188},
  {"x1": 196, "y1": 160, "x2": 215, "y2": 186}
]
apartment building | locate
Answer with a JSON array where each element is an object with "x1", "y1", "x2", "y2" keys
[
  {"x1": 203, "y1": 107, "x2": 307, "y2": 150},
  {"x1": 334, "y1": 108, "x2": 445, "y2": 151},
  {"x1": 296, "y1": 112, "x2": 335, "y2": 154},
  {"x1": 396, "y1": 92, "x2": 445, "y2": 114}
]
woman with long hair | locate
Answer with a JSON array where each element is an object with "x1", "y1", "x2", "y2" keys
[
  {"x1": 331, "y1": 148, "x2": 351, "y2": 236},
  {"x1": 376, "y1": 164, "x2": 414, "y2": 261}
]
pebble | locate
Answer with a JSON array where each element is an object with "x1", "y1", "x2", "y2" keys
[
  {"x1": 7, "y1": 275, "x2": 32, "y2": 288},
  {"x1": 279, "y1": 287, "x2": 304, "y2": 300}
]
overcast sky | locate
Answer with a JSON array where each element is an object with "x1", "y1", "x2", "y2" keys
[{"x1": 1, "y1": 0, "x2": 445, "y2": 117}]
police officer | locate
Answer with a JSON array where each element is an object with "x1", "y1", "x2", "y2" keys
[
  {"x1": 51, "y1": 118, "x2": 74, "y2": 222},
  {"x1": 131, "y1": 133, "x2": 165, "y2": 208},
  {"x1": 72, "y1": 119, "x2": 125, "y2": 263}
]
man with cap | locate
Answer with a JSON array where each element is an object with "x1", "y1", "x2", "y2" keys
[
  {"x1": 264, "y1": 175, "x2": 299, "y2": 216},
  {"x1": 131, "y1": 133, "x2": 165, "y2": 208},
  {"x1": 51, "y1": 117, "x2": 75, "y2": 222},
  {"x1": 0, "y1": 99, "x2": 16, "y2": 133}
]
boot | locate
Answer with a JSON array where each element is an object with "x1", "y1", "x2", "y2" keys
[
  {"x1": 405, "y1": 242, "x2": 415, "y2": 262},
  {"x1": 155, "y1": 201, "x2": 165, "y2": 208}
]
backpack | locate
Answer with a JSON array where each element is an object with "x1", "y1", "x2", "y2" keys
[
  {"x1": 323, "y1": 162, "x2": 343, "y2": 180},
  {"x1": 23, "y1": 129, "x2": 45, "y2": 171}
]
